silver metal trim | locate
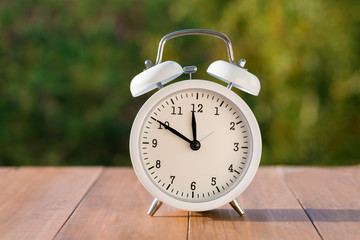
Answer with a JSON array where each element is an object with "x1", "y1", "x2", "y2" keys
[
  {"x1": 148, "y1": 198, "x2": 163, "y2": 216},
  {"x1": 229, "y1": 198, "x2": 245, "y2": 216},
  {"x1": 155, "y1": 29, "x2": 236, "y2": 65}
]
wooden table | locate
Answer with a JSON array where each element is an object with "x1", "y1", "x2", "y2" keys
[{"x1": 0, "y1": 166, "x2": 359, "y2": 240}]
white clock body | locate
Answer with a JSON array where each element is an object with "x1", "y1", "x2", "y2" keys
[{"x1": 130, "y1": 80, "x2": 261, "y2": 212}]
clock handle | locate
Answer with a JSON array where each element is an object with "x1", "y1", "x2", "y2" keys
[{"x1": 154, "y1": 29, "x2": 236, "y2": 65}]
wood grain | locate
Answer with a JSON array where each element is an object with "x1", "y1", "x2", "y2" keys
[
  {"x1": 1, "y1": 166, "x2": 359, "y2": 240},
  {"x1": 0, "y1": 167, "x2": 102, "y2": 240},
  {"x1": 283, "y1": 166, "x2": 360, "y2": 240},
  {"x1": 55, "y1": 168, "x2": 188, "y2": 240},
  {"x1": 189, "y1": 167, "x2": 321, "y2": 240}
]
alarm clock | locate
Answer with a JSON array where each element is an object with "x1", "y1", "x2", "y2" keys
[{"x1": 129, "y1": 29, "x2": 261, "y2": 216}]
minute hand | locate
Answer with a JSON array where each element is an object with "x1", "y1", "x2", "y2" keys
[
  {"x1": 192, "y1": 111, "x2": 197, "y2": 141},
  {"x1": 157, "y1": 120, "x2": 192, "y2": 144}
]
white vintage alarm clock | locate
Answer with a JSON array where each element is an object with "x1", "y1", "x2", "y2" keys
[{"x1": 129, "y1": 29, "x2": 261, "y2": 216}]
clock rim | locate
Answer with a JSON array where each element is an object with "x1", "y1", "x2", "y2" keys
[{"x1": 129, "y1": 80, "x2": 262, "y2": 211}]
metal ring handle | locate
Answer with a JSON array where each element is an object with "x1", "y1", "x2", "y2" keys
[{"x1": 155, "y1": 29, "x2": 236, "y2": 65}]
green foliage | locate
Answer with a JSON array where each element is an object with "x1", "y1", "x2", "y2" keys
[{"x1": 0, "y1": 0, "x2": 359, "y2": 166}]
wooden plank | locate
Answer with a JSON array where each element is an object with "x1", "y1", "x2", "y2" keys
[
  {"x1": 55, "y1": 168, "x2": 188, "y2": 240},
  {"x1": 283, "y1": 166, "x2": 360, "y2": 240},
  {"x1": 189, "y1": 167, "x2": 321, "y2": 240},
  {"x1": 0, "y1": 167, "x2": 103, "y2": 240}
]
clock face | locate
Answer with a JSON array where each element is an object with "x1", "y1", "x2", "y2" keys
[{"x1": 134, "y1": 81, "x2": 255, "y2": 204}]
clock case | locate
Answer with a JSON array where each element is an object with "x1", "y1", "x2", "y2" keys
[{"x1": 129, "y1": 29, "x2": 261, "y2": 216}]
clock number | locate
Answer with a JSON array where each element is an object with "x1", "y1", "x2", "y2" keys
[
  {"x1": 171, "y1": 106, "x2": 183, "y2": 115},
  {"x1": 156, "y1": 160, "x2": 161, "y2": 168},
  {"x1": 211, "y1": 177, "x2": 216, "y2": 186},
  {"x1": 230, "y1": 122, "x2": 235, "y2": 130},
  {"x1": 152, "y1": 139, "x2": 157, "y2": 148},
  {"x1": 170, "y1": 175, "x2": 175, "y2": 184},
  {"x1": 158, "y1": 121, "x2": 169, "y2": 129},
  {"x1": 234, "y1": 142, "x2": 239, "y2": 151},
  {"x1": 191, "y1": 104, "x2": 203, "y2": 113},
  {"x1": 190, "y1": 181, "x2": 196, "y2": 190},
  {"x1": 228, "y1": 164, "x2": 234, "y2": 172},
  {"x1": 214, "y1": 107, "x2": 220, "y2": 115}
]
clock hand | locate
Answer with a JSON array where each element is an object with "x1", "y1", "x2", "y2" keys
[
  {"x1": 199, "y1": 131, "x2": 215, "y2": 142},
  {"x1": 157, "y1": 120, "x2": 192, "y2": 144},
  {"x1": 191, "y1": 111, "x2": 197, "y2": 141}
]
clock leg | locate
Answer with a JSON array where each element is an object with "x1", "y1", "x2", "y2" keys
[
  {"x1": 148, "y1": 198, "x2": 163, "y2": 216},
  {"x1": 229, "y1": 198, "x2": 245, "y2": 216}
]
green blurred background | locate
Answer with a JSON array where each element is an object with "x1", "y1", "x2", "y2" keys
[{"x1": 0, "y1": 0, "x2": 359, "y2": 166}]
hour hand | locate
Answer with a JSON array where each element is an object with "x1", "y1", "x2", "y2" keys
[{"x1": 157, "y1": 120, "x2": 192, "y2": 144}]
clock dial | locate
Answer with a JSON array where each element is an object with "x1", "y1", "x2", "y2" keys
[{"x1": 138, "y1": 88, "x2": 252, "y2": 202}]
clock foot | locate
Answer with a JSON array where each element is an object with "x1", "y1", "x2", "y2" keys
[
  {"x1": 229, "y1": 198, "x2": 245, "y2": 216},
  {"x1": 148, "y1": 198, "x2": 163, "y2": 216}
]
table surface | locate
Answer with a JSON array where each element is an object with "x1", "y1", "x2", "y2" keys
[{"x1": 0, "y1": 166, "x2": 359, "y2": 240}]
